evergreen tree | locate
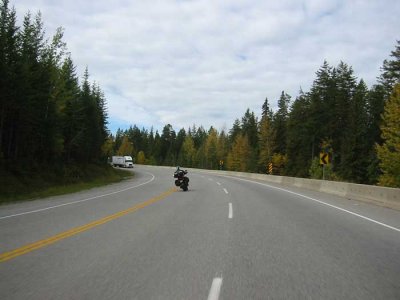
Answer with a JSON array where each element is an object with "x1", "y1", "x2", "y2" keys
[
  {"x1": 258, "y1": 115, "x2": 275, "y2": 173},
  {"x1": 261, "y1": 96, "x2": 273, "y2": 120},
  {"x1": 147, "y1": 127, "x2": 154, "y2": 158},
  {"x1": 153, "y1": 130, "x2": 162, "y2": 164},
  {"x1": 193, "y1": 125, "x2": 207, "y2": 149},
  {"x1": 341, "y1": 79, "x2": 370, "y2": 182},
  {"x1": 241, "y1": 109, "x2": 258, "y2": 171},
  {"x1": 241, "y1": 108, "x2": 258, "y2": 149},
  {"x1": 229, "y1": 118, "x2": 241, "y2": 145},
  {"x1": 285, "y1": 92, "x2": 313, "y2": 177},
  {"x1": 78, "y1": 67, "x2": 99, "y2": 162},
  {"x1": 127, "y1": 125, "x2": 142, "y2": 157},
  {"x1": 140, "y1": 128, "x2": 150, "y2": 156},
  {"x1": 205, "y1": 127, "x2": 218, "y2": 169},
  {"x1": 61, "y1": 56, "x2": 83, "y2": 162},
  {"x1": 217, "y1": 130, "x2": 229, "y2": 169},
  {"x1": 258, "y1": 97, "x2": 275, "y2": 172},
  {"x1": 334, "y1": 61, "x2": 357, "y2": 179},
  {"x1": 378, "y1": 40, "x2": 400, "y2": 96},
  {"x1": 0, "y1": 0, "x2": 110, "y2": 183},
  {"x1": 365, "y1": 84, "x2": 386, "y2": 183},
  {"x1": 175, "y1": 128, "x2": 186, "y2": 165},
  {"x1": 114, "y1": 129, "x2": 124, "y2": 153},
  {"x1": 160, "y1": 124, "x2": 176, "y2": 165},
  {"x1": 0, "y1": 0, "x2": 19, "y2": 160},
  {"x1": 273, "y1": 91, "x2": 291, "y2": 155},
  {"x1": 13, "y1": 11, "x2": 70, "y2": 165},
  {"x1": 42, "y1": 27, "x2": 69, "y2": 160},
  {"x1": 93, "y1": 83, "x2": 108, "y2": 143},
  {"x1": 308, "y1": 61, "x2": 335, "y2": 153}
]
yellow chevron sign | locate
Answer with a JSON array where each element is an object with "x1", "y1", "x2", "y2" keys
[{"x1": 320, "y1": 152, "x2": 329, "y2": 165}]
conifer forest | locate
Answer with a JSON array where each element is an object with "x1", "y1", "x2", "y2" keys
[{"x1": 1, "y1": 0, "x2": 399, "y2": 187}]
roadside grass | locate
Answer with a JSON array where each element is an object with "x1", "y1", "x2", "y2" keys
[{"x1": 0, "y1": 164, "x2": 133, "y2": 204}]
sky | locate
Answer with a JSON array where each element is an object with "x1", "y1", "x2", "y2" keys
[{"x1": 13, "y1": 0, "x2": 400, "y2": 134}]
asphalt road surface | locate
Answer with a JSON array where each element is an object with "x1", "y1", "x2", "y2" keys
[{"x1": 1, "y1": 165, "x2": 399, "y2": 299}]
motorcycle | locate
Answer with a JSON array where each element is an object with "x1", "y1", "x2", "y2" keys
[{"x1": 174, "y1": 169, "x2": 189, "y2": 191}]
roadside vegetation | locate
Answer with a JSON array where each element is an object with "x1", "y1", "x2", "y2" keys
[
  {"x1": 0, "y1": 164, "x2": 133, "y2": 204},
  {"x1": 0, "y1": 1, "x2": 133, "y2": 203}
]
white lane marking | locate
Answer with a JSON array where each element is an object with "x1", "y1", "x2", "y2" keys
[
  {"x1": 229, "y1": 203, "x2": 233, "y2": 219},
  {"x1": 214, "y1": 174, "x2": 400, "y2": 233},
  {"x1": 0, "y1": 172, "x2": 156, "y2": 220},
  {"x1": 223, "y1": 188, "x2": 228, "y2": 194},
  {"x1": 209, "y1": 178, "x2": 213, "y2": 181},
  {"x1": 207, "y1": 277, "x2": 223, "y2": 300},
  {"x1": 216, "y1": 182, "x2": 221, "y2": 186}
]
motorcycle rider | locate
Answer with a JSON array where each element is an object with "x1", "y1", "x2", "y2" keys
[
  {"x1": 174, "y1": 166, "x2": 184, "y2": 176},
  {"x1": 174, "y1": 166, "x2": 189, "y2": 191}
]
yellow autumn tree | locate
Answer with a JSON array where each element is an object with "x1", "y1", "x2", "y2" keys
[
  {"x1": 271, "y1": 153, "x2": 288, "y2": 175},
  {"x1": 376, "y1": 83, "x2": 400, "y2": 187},
  {"x1": 101, "y1": 136, "x2": 114, "y2": 158},
  {"x1": 117, "y1": 136, "x2": 134, "y2": 156},
  {"x1": 227, "y1": 134, "x2": 250, "y2": 171},
  {"x1": 181, "y1": 135, "x2": 196, "y2": 167},
  {"x1": 137, "y1": 151, "x2": 146, "y2": 164}
]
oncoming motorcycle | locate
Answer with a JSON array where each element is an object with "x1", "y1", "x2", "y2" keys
[{"x1": 174, "y1": 167, "x2": 189, "y2": 191}]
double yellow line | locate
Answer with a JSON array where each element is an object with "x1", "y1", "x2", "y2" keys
[{"x1": 0, "y1": 187, "x2": 177, "y2": 263}]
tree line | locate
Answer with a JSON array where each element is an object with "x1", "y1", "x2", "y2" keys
[
  {"x1": 110, "y1": 41, "x2": 399, "y2": 187},
  {"x1": 0, "y1": 0, "x2": 108, "y2": 172},
  {"x1": 1, "y1": 0, "x2": 398, "y2": 187}
]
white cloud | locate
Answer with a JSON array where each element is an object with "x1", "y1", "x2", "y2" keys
[{"x1": 13, "y1": 0, "x2": 400, "y2": 133}]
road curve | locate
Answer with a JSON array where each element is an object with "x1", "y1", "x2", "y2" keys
[{"x1": 1, "y1": 165, "x2": 399, "y2": 299}]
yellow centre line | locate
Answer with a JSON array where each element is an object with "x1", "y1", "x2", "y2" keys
[{"x1": 0, "y1": 187, "x2": 177, "y2": 263}]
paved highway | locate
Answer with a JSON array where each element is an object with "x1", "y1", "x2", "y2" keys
[{"x1": 1, "y1": 165, "x2": 399, "y2": 299}]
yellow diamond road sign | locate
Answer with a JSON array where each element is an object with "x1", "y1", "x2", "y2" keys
[{"x1": 320, "y1": 152, "x2": 329, "y2": 165}]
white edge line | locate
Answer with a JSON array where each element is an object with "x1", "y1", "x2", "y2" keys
[
  {"x1": 0, "y1": 172, "x2": 155, "y2": 220},
  {"x1": 223, "y1": 188, "x2": 228, "y2": 194},
  {"x1": 213, "y1": 174, "x2": 400, "y2": 233},
  {"x1": 207, "y1": 277, "x2": 223, "y2": 300},
  {"x1": 229, "y1": 203, "x2": 233, "y2": 219}
]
